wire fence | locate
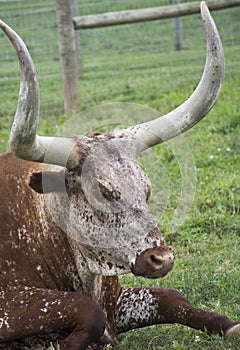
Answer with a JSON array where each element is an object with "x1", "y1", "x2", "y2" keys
[{"x1": 0, "y1": 0, "x2": 239, "y2": 120}]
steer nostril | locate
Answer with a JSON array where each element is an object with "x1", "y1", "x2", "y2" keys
[{"x1": 149, "y1": 254, "x2": 163, "y2": 268}]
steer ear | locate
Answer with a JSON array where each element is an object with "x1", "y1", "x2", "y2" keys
[{"x1": 29, "y1": 171, "x2": 66, "y2": 194}]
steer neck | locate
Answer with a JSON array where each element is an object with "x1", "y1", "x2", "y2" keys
[{"x1": 67, "y1": 237, "x2": 121, "y2": 346}]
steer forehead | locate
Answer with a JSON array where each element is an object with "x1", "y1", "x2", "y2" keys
[
  {"x1": 80, "y1": 140, "x2": 151, "y2": 204},
  {"x1": 64, "y1": 133, "x2": 151, "y2": 210}
]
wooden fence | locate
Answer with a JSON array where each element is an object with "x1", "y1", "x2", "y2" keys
[
  {"x1": 56, "y1": 0, "x2": 240, "y2": 113},
  {"x1": 73, "y1": 0, "x2": 240, "y2": 29}
]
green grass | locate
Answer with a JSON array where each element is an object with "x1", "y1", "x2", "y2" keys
[{"x1": 1, "y1": 1, "x2": 240, "y2": 349}]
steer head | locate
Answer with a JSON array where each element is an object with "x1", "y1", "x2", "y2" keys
[
  {"x1": 28, "y1": 133, "x2": 175, "y2": 278},
  {"x1": 0, "y1": 2, "x2": 224, "y2": 279}
]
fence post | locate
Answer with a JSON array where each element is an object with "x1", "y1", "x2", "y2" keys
[
  {"x1": 70, "y1": 0, "x2": 82, "y2": 77},
  {"x1": 56, "y1": 0, "x2": 79, "y2": 113},
  {"x1": 171, "y1": 0, "x2": 182, "y2": 51}
]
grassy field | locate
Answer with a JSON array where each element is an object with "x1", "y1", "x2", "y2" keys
[{"x1": 0, "y1": 1, "x2": 240, "y2": 349}]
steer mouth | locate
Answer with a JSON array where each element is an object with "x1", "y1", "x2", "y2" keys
[{"x1": 131, "y1": 246, "x2": 174, "y2": 279}]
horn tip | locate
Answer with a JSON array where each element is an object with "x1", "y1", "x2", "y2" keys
[{"x1": 200, "y1": 1, "x2": 209, "y2": 17}]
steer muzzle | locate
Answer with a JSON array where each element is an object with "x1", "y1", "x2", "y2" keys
[{"x1": 131, "y1": 245, "x2": 174, "y2": 279}]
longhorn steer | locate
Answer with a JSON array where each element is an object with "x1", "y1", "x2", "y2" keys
[{"x1": 0, "y1": 2, "x2": 239, "y2": 350}]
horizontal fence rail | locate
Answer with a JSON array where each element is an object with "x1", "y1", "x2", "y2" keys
[{"x1": 73, "y1": 0, "x2": 240, "y2": 30}]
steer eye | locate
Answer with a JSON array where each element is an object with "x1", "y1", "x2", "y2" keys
[{"x1": 98, "y1": 182, "x2": 121, "y2": 202}]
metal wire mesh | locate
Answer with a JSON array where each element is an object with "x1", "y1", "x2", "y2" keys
[{"x1": 0, "y1": 0, "x2": 239, "y2": 121}]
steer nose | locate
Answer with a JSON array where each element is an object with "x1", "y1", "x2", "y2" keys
[{"x1": 131, "y1": 246, "x2": 174, "y2": 279}]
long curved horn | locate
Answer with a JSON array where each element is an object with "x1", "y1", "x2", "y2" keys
[
  {"x1": 125, "y1": 1, "x2": 224, "y2": 151},
  {"x1": 0, "y1": 20, "x2": 76, "y2": 167}
]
